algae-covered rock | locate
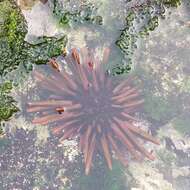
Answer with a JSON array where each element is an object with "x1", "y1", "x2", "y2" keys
[
  {"x1": 0, "y1": 81, "x2": 18, "y2": 122},
  {"x1": 114, "y1": 4, "x2": 160, "y2": 74},
  {"x1": 50, "y1": 0, "x2": 103, "y2": 26},
  {"x1": 163, "y1": 0, "x2": 181, "y2": 7},
  {"x1": 129, "y1": 2, "x2": 190, "y2": 125},
  {"x1": 0, "y1": 0, "x2": 68, "y2": 76},
  {"x1": 0, "y1": 0, "x2": 67, "y2": 127},
  {"x1": 26, "y1": 35, "x2": 68, "y2": 65},
  {"x1": 114, "y1": 0, "x2": 182, "y2": 75},
  {"x1": 0, "y1": 0, "x2": 27, "y2": 76}
]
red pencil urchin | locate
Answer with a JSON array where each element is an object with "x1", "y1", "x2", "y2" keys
[{"x1": 27, "y1": 47, "x2": 159, "y2": 175}]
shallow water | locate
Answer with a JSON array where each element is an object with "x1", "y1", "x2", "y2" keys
[{"x1": 0, "y1": 0, "x2": 190, "y2": 189}]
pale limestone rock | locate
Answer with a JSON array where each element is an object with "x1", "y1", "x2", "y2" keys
[{"x1": 21, "y1": 1, "x2": 62, "y2": 40}]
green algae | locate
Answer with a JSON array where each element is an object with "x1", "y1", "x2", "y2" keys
[
  {"x1": 0, "y1": 0, "x2": 27, "y2": 76},
  {"x1": 114, "y1": 7, "x2": 160, "y2": 74},
  {"x1": 114, "y1": 0, "x2": 181, "y2": 75},
  {"x1": 0, "y1": 81, "x2": 18, "y2": 122},
  {"x1": 0, "y1": 0, "x2": 67, "y2": 125},
  {"x1": 51, "y1": 0, "x2": 103, "y2": 26},
  {"x1": 139, "y1": 16, "x2": 159, "y2": 37},
  {"x1": 0, "y1": 0, "x2": 68, "y2": 76},
  {"x1": 163, "y1": 0, "x2": 181, "y2": 7},
  {"x1": 25, "y1": 35, "x2": 68, "y2": 66}
]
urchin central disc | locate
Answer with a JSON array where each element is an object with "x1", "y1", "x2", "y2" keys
[{"x1": 84, "y1": 94, "x2": 111, "y2": 116}]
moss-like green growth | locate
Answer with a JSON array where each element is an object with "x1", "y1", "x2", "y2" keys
[
  {"x1": 114, "y1": 0, "x2": 181, "y2": 75},
  {"x1": 114, "y1": 11, "x2": 137, "y2": 74},
  {"x1": 172, "y1": 114, "x2": 190, "y2": 135},
  {"x1": 114, "y1": 5, "x2": 160, "y2": 74},
  {"x1": 115, "y1": 11, "x2": 136, "y2": 56},
  {"x1": 111, "y1": 64, "x2": 132, "y2": 75},
  {"x1": 0, "y1": 0, "x2": 27, "y2": 47},
  {"x1": 0, "y1": 81, "x2": 18, "y2": 122},
  {"x1": 26, "y1": 36, "x2": 68, "y2": 65},
  {"x1": 0, "y1": 0, "x2": 27, "y2": 76},
  {"x1": 139, "y1": 16, "x2": 159, "y2": 37},
  {"x1": 51, "y1": 0, "x2": 103, "y2": 26},
  {"x1": 0, "y1": 0, "x2": 68, "y2": 76},
  {"x1": 163, "y1": 0, "x2": 181, "y2": 7}
]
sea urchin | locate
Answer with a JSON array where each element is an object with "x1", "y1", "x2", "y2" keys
[{"x1": 27, "y1": 48, "x2": 159, "y2": 174}]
